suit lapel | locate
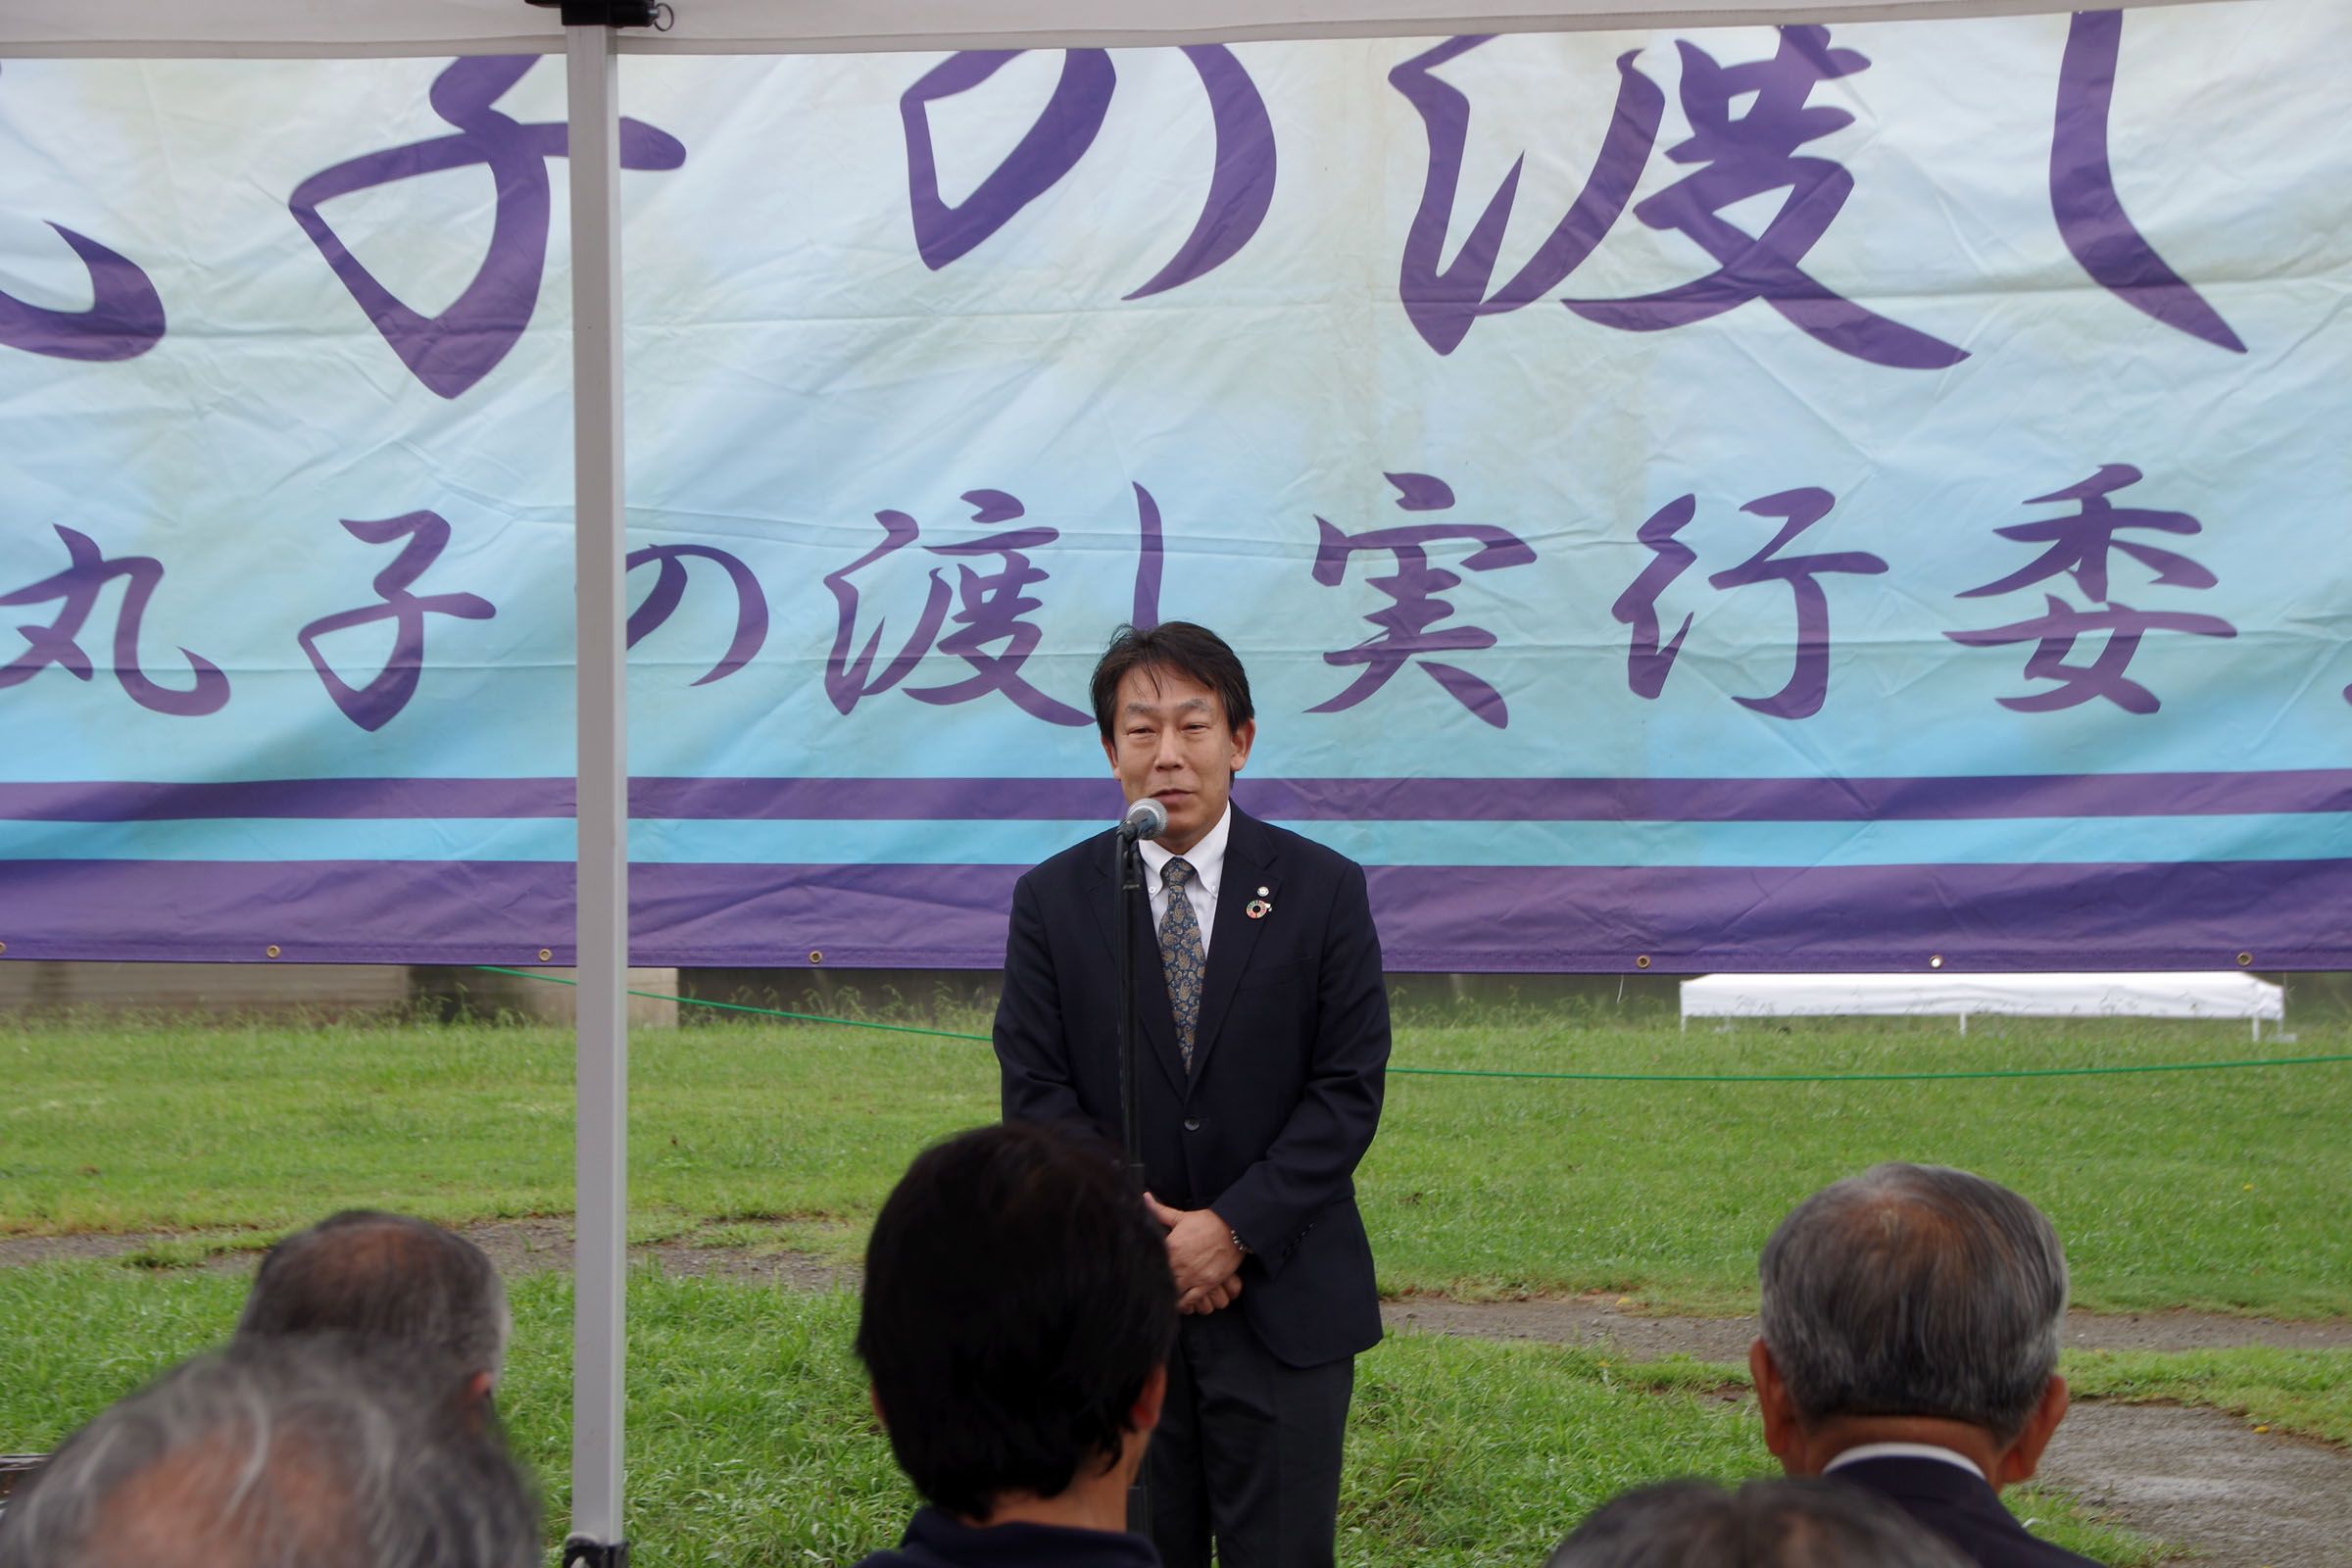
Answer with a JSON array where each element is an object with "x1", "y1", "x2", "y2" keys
[
  {"x1": 1185, "y1": 808, "x2": 1281, "y2": 1093},
  {"x1": 1087, "y1": 832, "x2": 1188, "y2": 1095}
]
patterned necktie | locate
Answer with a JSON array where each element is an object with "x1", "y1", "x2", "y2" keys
[{"x1": 1157, "y1": 858, "x2": 1205, "y2": 1071}]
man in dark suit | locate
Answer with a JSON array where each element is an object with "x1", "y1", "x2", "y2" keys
[
  {"x1": 995, "y1": 621, "x2": 1390, "y2": 1568},
  {"x1": 1749, "y1": 1163, "x2": 2099, "y2": 1568}
]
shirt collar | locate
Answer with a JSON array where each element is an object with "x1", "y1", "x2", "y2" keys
[
  {"x1": 1823, "y1": 1442, "x2": 1987, "y2": 1483},
  {"x1": 1138, "y1": 803, "x2": 1229, "y2": 898}
]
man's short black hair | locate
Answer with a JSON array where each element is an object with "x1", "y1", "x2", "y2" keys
[
  {"x1": 1090, "y1": 621, "x2": 1255, "y2": 743},
  {"x1": 236, "y1": 1210, "x2": 508, "y2": 1382},
  {"x1": 855, "y1": 1122, "x2": 1177, "y2": 1519}
]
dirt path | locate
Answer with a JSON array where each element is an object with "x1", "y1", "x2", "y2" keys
[
  {"x1": 1379, "y1": 1296, "x2": 2352, "y2": 1568},
  {"x1": 10, "y1": 1223, "x2": 2348, "y2": 1565},
  {"x1": 1379, "y1": 1296, "x2": 2352, "y2": 1358},
  {"x1": 2039, "y1": 1403, "x2": 2351, "y2": 1568}
]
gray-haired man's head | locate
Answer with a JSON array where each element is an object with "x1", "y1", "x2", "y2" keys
[
  {"x1": 1546, "y1": 1477, "x2": 1973, "y2": 1568},
  {"x1": 237, "y1": 1210, "x2": 509, "y2": 1396},
  {"x1": 1757, "y1": 1163, "x2": 2068, "y2": 1440},
  {"x1": 0, "y1": 1338, "x2": 539, "y2": 1568}
]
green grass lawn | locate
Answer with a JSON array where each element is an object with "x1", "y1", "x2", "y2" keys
[
  {"x1": 0, "y1": 1264, "x2": 2177, "y2": 1568},
  {"x1": 5, "y1": 1008, "x2": 2346, "y2": 1565},
  {"x1": 6, "y1": 1009, "x2": 2347, "y2": 1316}
]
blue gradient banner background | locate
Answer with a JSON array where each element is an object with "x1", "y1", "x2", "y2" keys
[{"x1": 1, "y1": 1, "x2": 2347, "y2": 969}]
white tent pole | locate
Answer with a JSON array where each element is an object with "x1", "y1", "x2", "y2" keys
[{"x1": 564, "y1": 17, "x2": 631, "y2": 1565}]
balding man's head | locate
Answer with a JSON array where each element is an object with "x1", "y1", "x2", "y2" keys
[
  {"x1": 0, "y1": 1339, "x2": 538, "y2": 1568},
  {"x1": 1546, "y1": 1477, "x2": 1973, "y2": 1568},
  {"x1": 237, "y1": 1211, "x2": 508, "y2": 1392},
  {"x1": 1759, "y1": 1164, "x2": 2068, "y2": 1439}
]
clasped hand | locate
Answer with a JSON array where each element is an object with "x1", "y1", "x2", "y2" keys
[{"x1": 1144, "y1": 1192, "x2": 1245, "y2": 1314}]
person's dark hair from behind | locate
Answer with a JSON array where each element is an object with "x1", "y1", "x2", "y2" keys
[
  {"x1": 1090, "y1": 621, "x2": 1255, "y2": 743},
  {"x1": 1545, "y1": 1477, "x2": 1973, "y2": 1568},
  {"x1": 855, "y1": 1121, "x2": 1177, "y2": 1521},
  {"x1": 236, "y1": 1209, "x2": 509, "y2": 1399},
  {"x1": 0, "y1": 1336, "x2": 539, "y2": 1568},
  {"x1": 1757, "y1": 1162, "x2": 2068, "y2": 1439}
]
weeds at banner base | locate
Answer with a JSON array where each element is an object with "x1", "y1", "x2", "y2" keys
[{"x1": 5, "y1": 1009, "x2": 2349, "y2": 1564}]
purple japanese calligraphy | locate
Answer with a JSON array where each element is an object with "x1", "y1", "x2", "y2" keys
[
  {"x1": 1612, "y1": 487, "x2": 1885, "y2": 719},
  {"x1": 1610, "y1": 494, "x2": 1697, "y2": 700},
  {"x1": 826, "y1": 485, "x2": 1164, "y2": 724},
  {"x1": 901, "y1": 47, "x2": 1274, "y2": 299},
  {"x1": 1946, "y1": 465, "x2": 2233, "y2": 713},
  {"x1": 298, "y1": 512, "x2": 494, "y2": 731},
  {"x1": 2052, "y1": 12, "x2": 2244, "y2": 354},
  {"x1": 0, "y1": 525, "x2": 227, "y2": 715},
  {"x1": 626, "y1": 544, "x2": 768, "y2": 686},
  {"x1": 909, "y1": 496, "x2": 1094, "y2": 726},
  {"x1": 824, "y1": 510, "x2": 954, "y2": 715},
  {"x1": 1394, "y1": 21, "x2": 2243, "y2": 371},
  {"x1": 1566, "y1": 27, "x2": 1966, "y2": 371},
  {"x1": 1391, "y1": 36, "x2": 1663, "y2": 356},
  {"x1": 288, "y1": 57, "x2": 685, "y2": 400},
  {"x1": 1308, "y1": 472, "x2": 1534, "y2": 728},
  {"x1": 0, "y1": 65, "x2": 166, "y2": 363}
]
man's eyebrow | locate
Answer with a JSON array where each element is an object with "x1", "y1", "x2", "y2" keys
[{"x1": 1122, "y1": 695, "x2": 1214, "y2": 715}]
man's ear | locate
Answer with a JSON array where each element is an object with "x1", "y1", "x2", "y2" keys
[
  {"x1": 1103, "y1": 734, "x2": 1121, "y2": 775},
  {"x1": 1749, "y1": 1340, "x2": 1806, "y2": 1474},
  {"x1": 868, "y1": 1386, "x2": 890, "y2": 1431},
  {"x1": 1131, "y1": 1362, "x2": 1169, "y2": 1437},
  {"x1": 1227, "y1": 719, "x2": 1255, "y2": 775},
  {"x1": 1991, "y1": 1375, "x2": 2069, "y2": 1489}
]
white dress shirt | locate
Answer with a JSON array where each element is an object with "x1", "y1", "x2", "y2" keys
[
  {"x1": 1823, "y1": 1442, "x2": 1987, "y2": 1483},
  {"x1": 1138, "y1": 803, "x2": 1230, "y2": 958}
]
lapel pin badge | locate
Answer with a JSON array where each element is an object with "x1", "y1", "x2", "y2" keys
[{"x1": 1246, "y1": 892, "x2": 1272, "y2": 919}]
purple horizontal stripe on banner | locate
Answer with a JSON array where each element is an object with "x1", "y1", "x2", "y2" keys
[
  {"x1": 4, "y1": 770, "x2": 2350, "y2": 823},
  {"x1": 1246, "y1": 770, "x2": 2352, "y2": 823},
  {"x1": 5, "y1": 857, "x2": 2349, "y2": 972},
  {"x1": 0, "y1": 778, "x2": 574, "y2": 821},
  {"x1": 631, "y1": 776, "x2": 1125, "y2": 821},
  {"x1": 0, "y1": 858, "x2": 578, "y2": 965}
]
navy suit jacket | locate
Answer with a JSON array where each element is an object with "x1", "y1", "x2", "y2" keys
[
  {"x1": 854, "y1": 1508, "x2": 1160, "y2": 1568},
  {"x1": 1831, "y1": 1457, "x2": 2102, "y2": 1568},
  {"x1": 994, "y1": 806, "x2": 1390, "y2": 1368}
]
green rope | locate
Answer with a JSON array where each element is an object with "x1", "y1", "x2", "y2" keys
[
  {"x1": 467, "y1": 965, "x2": 994, "y2": 1043},
  {"x1": 1380, "y1": 1055, "x2": 2352, "y2": 1084},
  {"x1": 469, "y1": 966, "x2": 2352, "y2": 1083}
]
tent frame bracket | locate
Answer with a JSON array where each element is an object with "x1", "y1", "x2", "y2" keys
[{"x1": 526, "y1": 0, "x2": 668, "y2": 29}]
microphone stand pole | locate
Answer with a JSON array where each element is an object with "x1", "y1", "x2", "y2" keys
[
  {"x1": 1114, "y1": 826, "x2": 1152, "y2": 1536},
  {"x1": 1116, "y1": 829, "x2": 1147, "y2": 1191}
]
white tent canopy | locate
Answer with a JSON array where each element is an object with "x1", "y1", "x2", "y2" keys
[
  {"x1": 0, "y1": 0, "x2": 2263, "y2": 1557},
  {"x1": 0, "y1": 0, "x2": 2236, "y2": 57},
  {"x1": 1681, "y1": 971, "x2": 2287, "y2": 1036}
]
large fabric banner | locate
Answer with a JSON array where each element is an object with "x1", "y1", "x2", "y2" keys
[{"x1": 3, "y1": 1, "x2": 2348, "y2": 971}]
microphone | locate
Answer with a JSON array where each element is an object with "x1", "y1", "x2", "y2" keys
[{"x1": 1118, "y1": 797, "x2": 1168, "y2": 842}]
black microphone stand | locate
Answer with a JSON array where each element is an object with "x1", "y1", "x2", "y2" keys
[
  {"x1": 1115, "y1": 827, "x2": 1148, "y2": 1192},
  {"x1": 1113, "y1": 822, "x2": 1152, "y2": 1536}
]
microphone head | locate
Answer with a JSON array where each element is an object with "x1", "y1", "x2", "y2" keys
[{"x1": 1121, "y1": 797, "x2": 1169, "y2": 840}]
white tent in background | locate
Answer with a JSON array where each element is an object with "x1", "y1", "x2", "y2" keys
[
  {"x1": 1681, "y1": 971, "x2": 2287, "y2": 1038},
  {"x1": 0, "y1": 0, "x2": 2243, "y2": 1558}
]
